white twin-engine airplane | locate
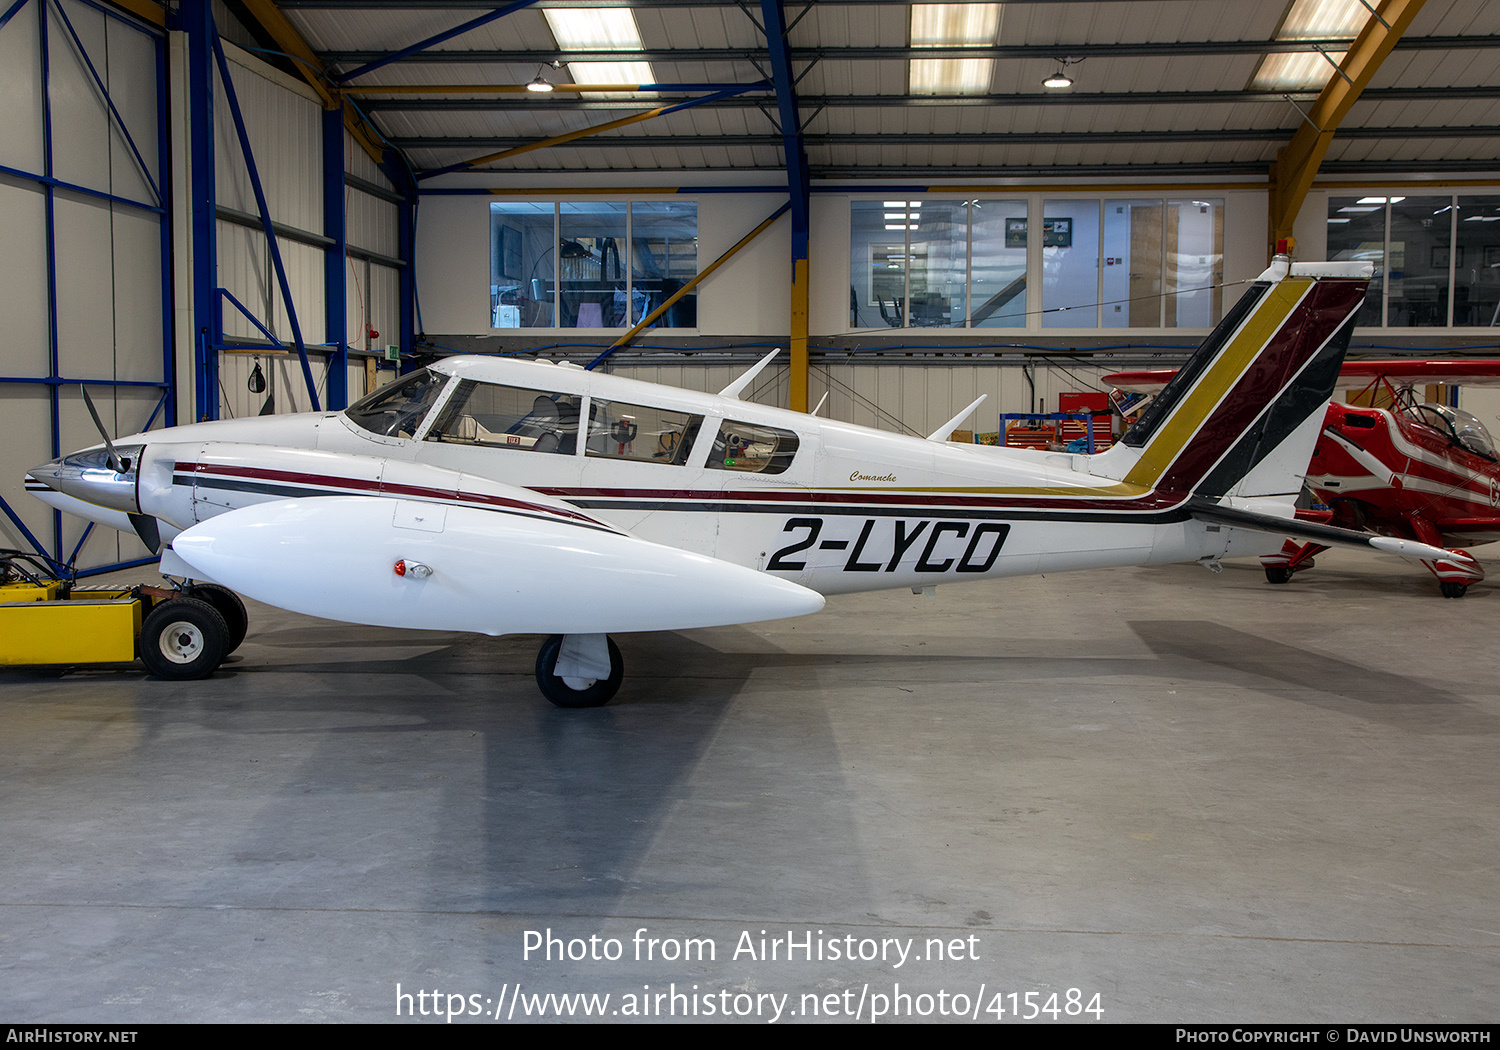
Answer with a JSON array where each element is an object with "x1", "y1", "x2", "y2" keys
[{"x1": 26, "y1": 256, "x2": 1448, "y2": 705}]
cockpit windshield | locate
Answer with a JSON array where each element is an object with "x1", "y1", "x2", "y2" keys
[
  {"x1": 1410, "y1": 402, "x2": 1498, "y2": 461},
  {"x1": 345, "y1": 368, "x2": 449, "y2": 438}
]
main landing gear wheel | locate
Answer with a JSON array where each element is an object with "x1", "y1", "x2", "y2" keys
[
  {"x1": 535, "y1": 634, "x2": 623, "y2": 708},
  {"x1": 1440, "y1": 581, "x2": 1469, "y2": 598},
  {"x1": 139, "y1": 597, "x2": 228, "y2": 680},
  {"x1": 1264, "y1": 566, "x2": 1295, "y2": 584},
  {"x1": 187, "y1": 584, "x2": 248, "y2": 654}
]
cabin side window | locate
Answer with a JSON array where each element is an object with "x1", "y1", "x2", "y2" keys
[
  {"x1": 424, "y1": 380, "x2": 581, "y2": 454},
  {"x1": 584, "y1": 399, "x2": 704, "y2": 465},
  {"x1": 705, "y1": 419, "x2": 800, "y2": 475}
]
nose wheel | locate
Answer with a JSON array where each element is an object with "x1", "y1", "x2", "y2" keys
[
  {"x1": 535, "y1": 634, "x2": 623, "y2": 708},
  {"x1": 139, "y1": 597, "x2": 229, "y2": 680}
]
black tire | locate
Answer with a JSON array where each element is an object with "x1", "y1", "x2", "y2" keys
[
  {"x1": 1440, "y1": 582, "x2": 1469, "y2": 599},
  {"x1": 1264, "y1": 566, "x2": 1295, "y2": 584},
  {"x1": 139, "y1": 598, "x2": 228, "y2": 680},
  {"x1": 188, "y1": 584, "x2": 248, "y2": 654},
  {"x1": 535, "y1": 634, "x2": 623, "y2": 708}
]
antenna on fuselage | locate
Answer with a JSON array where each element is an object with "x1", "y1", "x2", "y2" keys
[
  {"x1": 812, "y1": 391, "x2": 829, "y2": 416},
  {"x1": 926, "y1": 395, "x2": 988, "y2": 443},
  {"x1": 719, "y1": 347, "x2": 782, "y2": 400}
]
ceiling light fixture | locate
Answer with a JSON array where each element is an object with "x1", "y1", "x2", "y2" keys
[
  {"x1": 1043, "y1": 58, "x2": 1077, "y2": 89},
  {"x1": 526, "y1": 66, "x2": 554, "y2": 92}
]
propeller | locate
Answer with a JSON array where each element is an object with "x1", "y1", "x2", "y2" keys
[{"x1": 78, "y1": 384, "x2": 161, "y2": 554}]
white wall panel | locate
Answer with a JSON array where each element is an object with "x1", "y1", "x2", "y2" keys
[
  {"x1": 696, "y1": 193, "x2": 787, "y2": 336},
  {"x1": 269, "y1": 241, "x2": 325, "y2": 347},
  {"x1": 347, "y1": 189, "x2": 397, "y2": 257},
  {"x1": 110, "y1": 206, "x2": 165, "y2": 382},
  {"x1": 217, "y1": 219, "x2": 271, "y2": 340},
  {"x1": 0, "y1": 177, "x2": 52, "y2": 376},
  {"x1": 47, "y1": 0, "x2": 111, "y2": 195},
  {"x1": 213, "y1": 44, "x2": 320, "y2": 232},
  {"x1": 104, "y1": 16, "x2": 162, "y2": 208},
  {"x1": 52, "y1": 193, "x2": 117, "y2": 380},
  {"x1": 0, "y1": 1, "x2": 44, "y2": 174}
]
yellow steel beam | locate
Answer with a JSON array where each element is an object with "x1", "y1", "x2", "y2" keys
[
  {"x1": 108, "y1": 0, "x2": 165, "y2": 27},
  {"x1": 1268, "y1": 0, "x2": 1426, "y2": 253},
  {"x1": 234, "y1": 0, "x2": 386, "y2": 162},
  {"x1": 789, "y1": 257, "x2": 808, "y2": 412},
  {"x1": 608, "y1": 203, "x2": 789, "y2": 351},
  {"x1": 452, "y1": 104, "x2": 684, "y2": 170}
]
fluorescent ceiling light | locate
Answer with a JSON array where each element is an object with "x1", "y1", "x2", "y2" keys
[
  {"x1": 1327, "y1": 218, "x2": 1351, "y2": 223},
  {"x1": 1358, "y1": 196, "x2": 1404, "y2": 204},
  {"x1": 909, "y1": 4, "x2": 999, "y2": 95},
  {"x1": 1338, "y1": 206, "x2": 1380, "y2": 213}
]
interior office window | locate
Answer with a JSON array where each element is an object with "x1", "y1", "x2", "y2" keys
[
  {"x1": 584, "y1": 399, "x2": 704, "y2": 464},
  {"x1": 851, "y1": 200, "x2": 911, "y2": 328},
  {"x1": 631, "y1": 202, "x2": 697, "y2": 327},
  {"x1": 1042, "y1": 200, "x2": 1099, "y2": 328},
  {"x1": 489, "y1": 200, "x2": 698, "y2": 330},
  {"x1": 490, "y1": 202, "x2": 555, "y2": 328},
  {"x1": 1100, "y1": 199, "x2": 1224, "y2": 328},
  {"x1": 1165, "y1": 199, "x2": 1224, "y2": 328},
  {"x1": 560, "y1": 202, "x2": 627, "y2": 328},
  {"x1": 1454, "y1": 196, "x2": 1500, "y2": 327},
  {"x1": 1388, "y1": 196, "x2": 1452, "y2": 327},
  {"x1": 906, "y1": 200, "x2": 967, "y2": 327},
  {"x1": 969, "y1": 199, "x2": 1027, "y2": 328},
  {"x1": 1327, "y1": 196, "x2": 1387, "y2": 326}
]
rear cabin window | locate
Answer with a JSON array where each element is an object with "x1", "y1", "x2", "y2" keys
[
  {"x1": 706, "y1": 419, "x2": 800, "y2": 475},
  {"x1": 584, "y1": 399, "x2": 704, "y2": 465},
  {"x1": 424, "y1": 380, "x2": 581, "y2": 454}
]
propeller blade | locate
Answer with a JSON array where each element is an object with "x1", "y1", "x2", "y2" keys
[
  {"x1": 128, "y1": 513, "x2": 161, "y2": 554},
  {"x1": 79, "y1": 385, "x2": 125, "y2": 474}
]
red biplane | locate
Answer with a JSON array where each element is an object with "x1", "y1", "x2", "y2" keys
[{"x1": 1105, "y1": 361, "x2": 1500, "y2": 597}]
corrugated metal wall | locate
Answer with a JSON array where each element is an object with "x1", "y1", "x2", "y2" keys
[
  {"x1": 211, "y1": 45, "x2": 402, "y2": 418},
  {"x1": 0, "y1": 0, "x2": 168, "y2": 570}
]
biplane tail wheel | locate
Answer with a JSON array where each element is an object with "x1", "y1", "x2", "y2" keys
[
  {"x1": 535, "y1": 635, "x2": 624, "y2": 708},
  {"x1": 1440, "y1": 581, "x2": 1469, "y2": 599},
  {"x1": 1264, "y1": 566, "x2": 1295, "y2": 585}
]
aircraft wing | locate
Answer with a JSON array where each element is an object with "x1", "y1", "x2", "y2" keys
[
  {"x1": 1187, "y1": 498, "x2": 1453, "y2": 563},
  {"x1": 1107, "y1": 360, "x2": 1500, "y2": 394}
]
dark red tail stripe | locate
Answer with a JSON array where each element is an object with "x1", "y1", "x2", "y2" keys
[{"x1": 1154, "y1": 279, "x2": 1366, "y2": 496}]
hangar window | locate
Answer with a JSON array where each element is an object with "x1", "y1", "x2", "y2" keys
[
  {"x1": 425, "y1": 380, "x2": 581, "y2": 454},
  {"x1": 490, "y1": 201, "x2": 697, "y2": 330},
  {"x1": 584, "y1": 399, "x2": 704, "y2": 465}
]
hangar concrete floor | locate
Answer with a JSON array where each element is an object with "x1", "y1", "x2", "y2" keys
[{"x1": 1, "y1": 549, "x2": 1496, "y2": 1024}]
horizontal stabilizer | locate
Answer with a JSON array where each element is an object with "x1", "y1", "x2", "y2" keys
[
  {"x1": 170, "y1": 496, "x2": 825, "y2": 636},
  {"x1": 1188, "y1": 498, "x2": 1451, "y2": 563}
]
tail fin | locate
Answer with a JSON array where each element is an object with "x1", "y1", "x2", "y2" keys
[{"x1": 1091, "y1": 257, "x2": 1370, "y2": 507}]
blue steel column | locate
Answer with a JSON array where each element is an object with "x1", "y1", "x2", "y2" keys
[
  {"x1": 156, "y1": 21, "x2": 175, "y2": 426},
  {"x1": 760, "y1": 0, "x2": 811, "y2": 412},
  {"x1": 323, "y1": 105, "x2": 349, "y2": 407},
  {"x1": 39, "y1": 0, "x2": 62, "y2": 556},
  {"x1": 184, "y1": 0, "x2": 218, "y2": 421}
]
